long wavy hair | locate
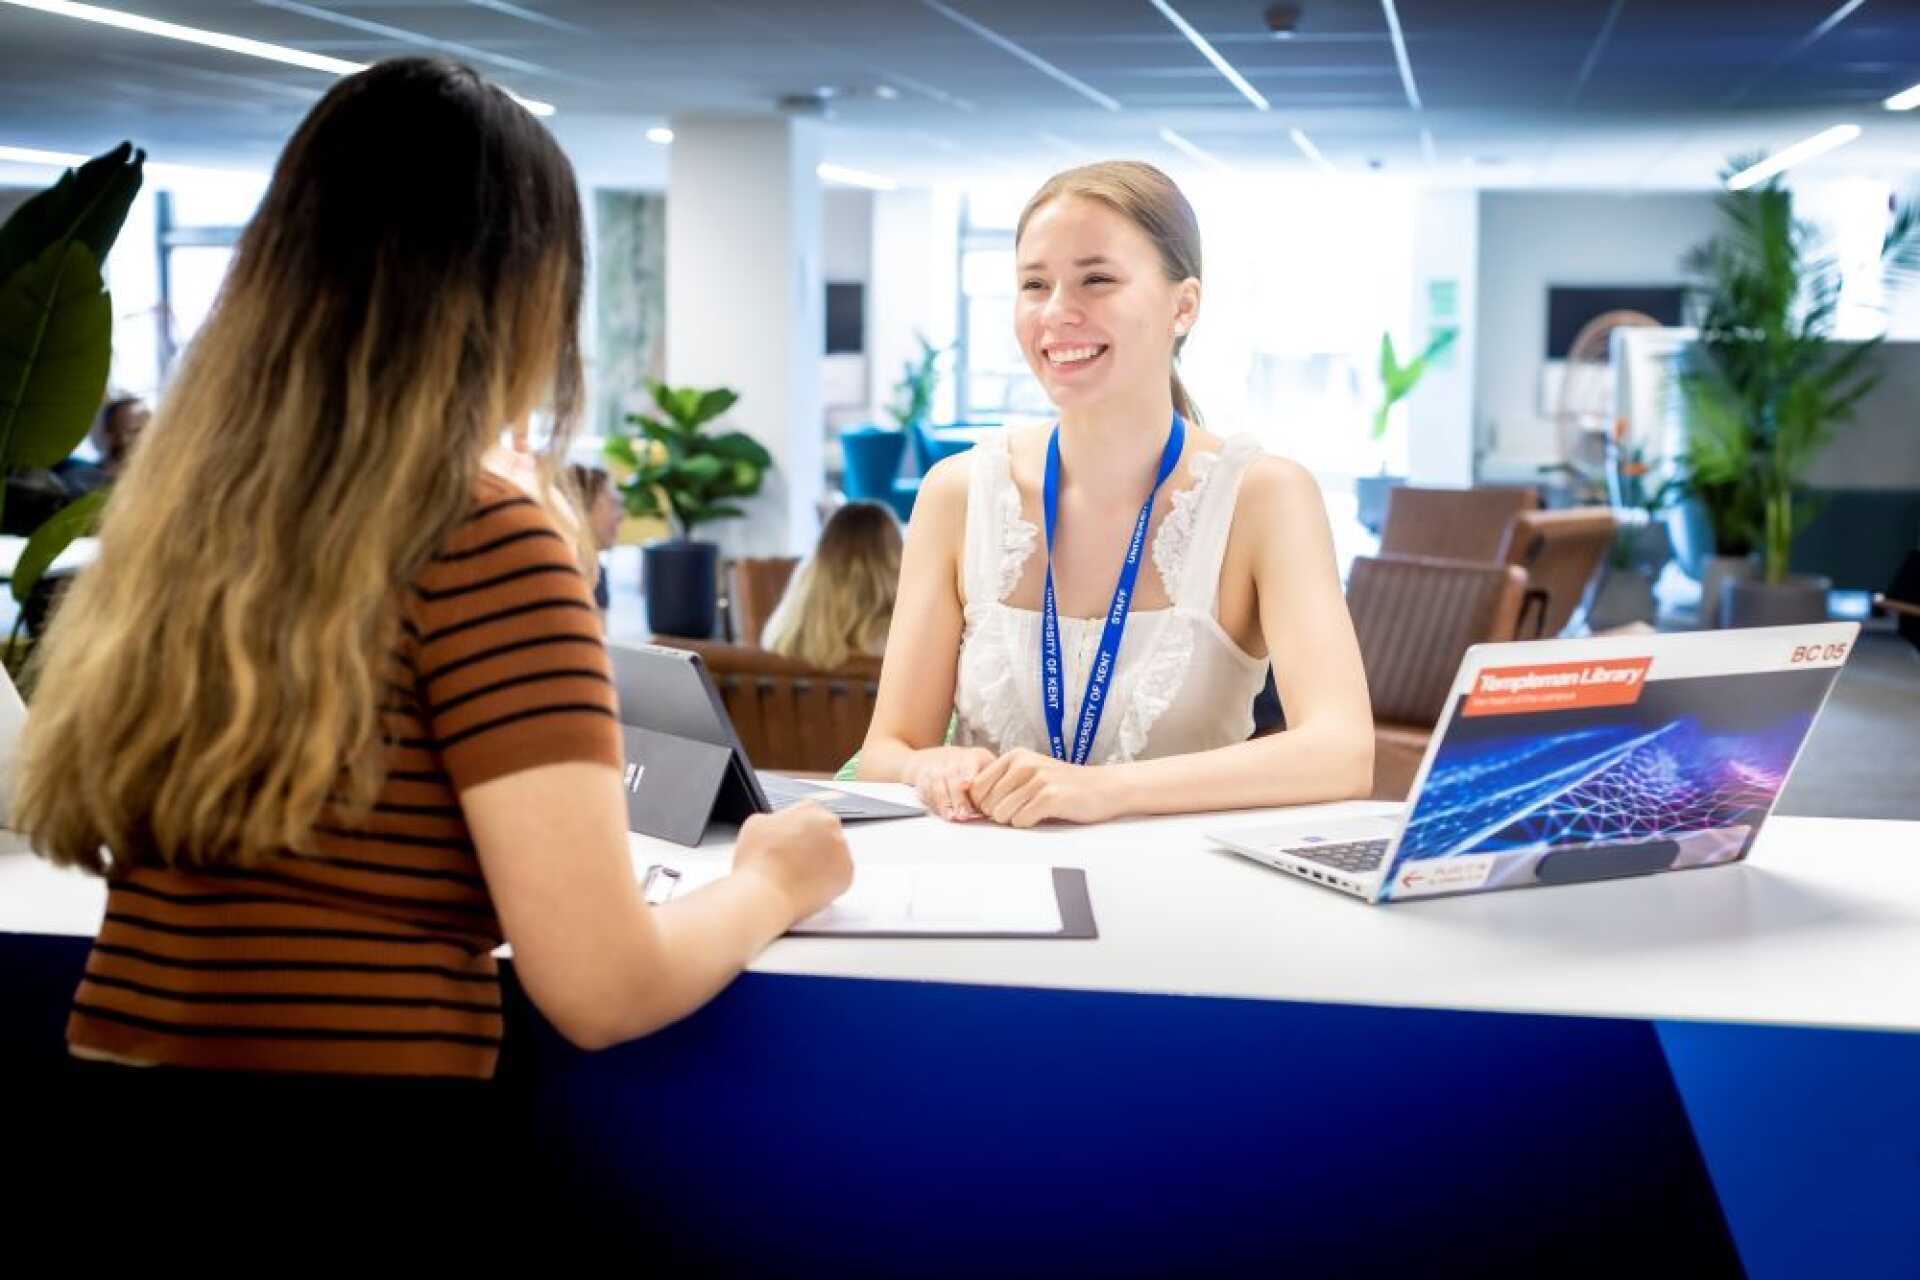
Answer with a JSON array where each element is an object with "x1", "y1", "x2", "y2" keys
[
  {"x1": 16, "y1": 58, "x2": 585, "y2": 874},
  {"x1": 1016, "y1": 160, "x2": 1204, "y2": 424},
  {"x1": 761, "y1": 501, "x2": 903, "y2": 670}
]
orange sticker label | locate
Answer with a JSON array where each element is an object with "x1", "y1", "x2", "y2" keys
[{"x1": 1462, "y1": 657, "x2": 1653, "y2": 717}]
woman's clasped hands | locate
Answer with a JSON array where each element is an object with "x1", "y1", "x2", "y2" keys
[{"x1": 900, "y1": 746, "x2": 1120, "y2": 828}]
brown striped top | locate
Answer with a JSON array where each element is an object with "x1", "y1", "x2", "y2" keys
[{"x1": 66, "y1": 473, "x2": 622, "y2": 1078}]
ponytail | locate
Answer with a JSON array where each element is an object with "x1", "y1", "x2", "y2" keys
[{"x1": 1171, "y1": 333, "x2": 1200, "y2": 425}]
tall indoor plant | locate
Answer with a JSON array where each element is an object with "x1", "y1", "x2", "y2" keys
[
  {"x1": 0, "y1": 142, "x2": 145, "y2": 668},
  {"x1": 1356, "y1": 327, "x2": 1456, "y2": 534},
  {"x1": 605, "y1": 378, "x2": 771, "y2": 637},
  {"x1": 1678, "y1": 159, "x2": 1920, "y2": 626},
  {"x1": 889, "y1": 332, "x2": 955, "y2": 476}
]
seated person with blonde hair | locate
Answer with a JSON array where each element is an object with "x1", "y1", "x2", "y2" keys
[{"x1": 762, "y1": 500, "x2": 902, "y2": 669}]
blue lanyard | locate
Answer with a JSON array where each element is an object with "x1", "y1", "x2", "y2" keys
[{"x1": 1040, "y1": 413, "x2": 1186, "y2": 764}]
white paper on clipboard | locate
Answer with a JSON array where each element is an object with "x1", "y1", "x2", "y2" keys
[{"x1": 642, "y1": 862, "x2": 1065, "y2": 936}]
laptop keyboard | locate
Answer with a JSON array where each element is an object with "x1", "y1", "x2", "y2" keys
[
  {"x1": 1290, "y1": 839, "x2": 1391, "y2": 874},
  {"x1": 759, "y1": 774, "x2": 866, "y2": 817}
]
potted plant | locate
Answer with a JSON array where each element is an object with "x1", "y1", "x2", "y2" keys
[
  {"x1": 891, "y1": 332, "x2": 955, "y2": 476},
  {"x1": 0, "y1": 142, "x2": 145, "y2": 674},
  {"x1": 605, "y1": 379, "x2": 771, "y2": 638},
  {"x1": 1357, "y1": 327, "x2": 1456, "y2": 534},
  {"x1": 1677, "y1": 160, "x2": 1920, "y2": 627}
]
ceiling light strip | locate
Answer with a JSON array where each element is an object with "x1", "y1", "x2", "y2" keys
[
  {"x1": 0, "y1": 0, "x2": 555, "y2": 114},
  {"x1": 1724, "y1": 124, "x2": 1862, "y2": 190},
  {"x1": 920, "y1": 0, "x2": 1121, "y2": 112},
  {"x1": 1378, "y1": 0, "x2": 1422, "y2": 111},
  {"x1": 1722, "y1": 0, "x2": 1867, "y2": 107},
  {"x1": 1157, "y1": 128, "x2": 1230, "y2": 172},
  {"x1": 0, "y1": 143, "x2": 88, "y2": 167},
  {"x1": 1147, "y1": 0, "x2": 1269, "y2": 111},
  {"x1": 1885, "y1": 82, "x2": 1920, "y2": 112},
  {"x1": 1568, "y1": 0, "x2": 1626, "y2": 106},
  {"x1": 1289, "y1": 127, "x2": 1336, "y2": 173},
  {"x1": 818, "y1": 162, "x2": 898, "y2": 191}
]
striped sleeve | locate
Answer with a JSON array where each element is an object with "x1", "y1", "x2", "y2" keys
[{"x1": 405, "y1": 479, "x2": 621, "y2": 791}]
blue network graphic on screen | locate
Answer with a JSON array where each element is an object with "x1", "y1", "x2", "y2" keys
[{"x1": 1396, "y1": 709, "x2": 1814, "y2": 862}]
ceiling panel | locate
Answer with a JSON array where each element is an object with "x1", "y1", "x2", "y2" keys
[{"x1": 0, "y1": 0, "x2": 1916, "y2": 188}]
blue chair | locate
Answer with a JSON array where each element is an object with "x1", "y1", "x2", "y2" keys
[
  {"x1": 908, "y1": 420, "x2": 991, "y2": 477},
  {"x1": 841, "y1": 426, "x2": 907, "y2": 502},
  {"x1": 840, "y1": 426, "x2": 916, "y2": 523},
  {"x1": 846, "y1": 423, "x2": 992, "y2": 525}
]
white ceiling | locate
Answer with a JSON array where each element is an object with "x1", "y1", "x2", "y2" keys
[{"x1": 2, "y1": 0, "x2": 1919, "y2": 191}]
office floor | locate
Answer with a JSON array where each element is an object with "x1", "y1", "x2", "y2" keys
[{"x1": 1774, "y1": 628, "x2": 1920, "y2": 822}]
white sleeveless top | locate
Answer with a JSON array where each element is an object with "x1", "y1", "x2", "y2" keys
[{"x1": 953, "y1": 430, "x2": 1271, "y2": 764}]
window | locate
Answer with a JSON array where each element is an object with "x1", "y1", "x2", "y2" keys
[
  {"x1": 955, "y1": 193, "x2": 1048, "y2": 423},
  {"x1": 156, "y1": 189, "x2": 247, "y2": 373}
]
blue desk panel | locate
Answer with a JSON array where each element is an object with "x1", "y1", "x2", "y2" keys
[{"x1": 10, "y1": 931, "x2": 1916, "y2": 1276}]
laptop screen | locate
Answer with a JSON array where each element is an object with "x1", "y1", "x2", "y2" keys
[{"x1": 1378, "y1": 623, "x2": 1857, "y2": 900}]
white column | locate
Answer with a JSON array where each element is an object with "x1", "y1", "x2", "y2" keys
[
  {"x1": 665, "y1": 116, "x2": 823, "y2": 556},
  {"x1": 1407, "y1": 188, "x2": 1478, "y2": 486},
  {"x1": 867, "y1": 187, "x2": 960, "y2": 421}
]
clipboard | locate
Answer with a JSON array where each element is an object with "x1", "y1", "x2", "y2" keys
[{"x1": 643, "y1": 864, "x2": 1098, "y2": 940}]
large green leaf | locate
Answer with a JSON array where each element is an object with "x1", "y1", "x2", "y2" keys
[
  {"x1": 11, "y1": 487, "x2": 106, "y2": 605},
  {"x1": 635, "y1": 416, "x2": 679, "y2": 448},
  {"x1": 692, "y1": 387, "x2": 738, "y2": 426},
  {"x1": 604, "y1": 434, "x2": 642, "y2": 469},
  {"x1": 622, "y1": 485, "x2": 667, "y2": 519},
  {"x1": 0, "y1": 240, "x2": 112, "y2": 470},
  {"x1": 706, "y1": 430, "x2": 772, "y2": 468},
  {"x1": 0, "y1": 142, "x2": 145, "y2": 289},
  {"x1": 667, "y1": 384, "x2": 703, "y2": 428}
]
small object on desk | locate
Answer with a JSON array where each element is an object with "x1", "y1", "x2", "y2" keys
[
  {"x1": 641, "y1": 864, "x2": 681, "y2": 905},
  {"x1": 642, "y1": 862, "x2": 1097, "y2": 939}
]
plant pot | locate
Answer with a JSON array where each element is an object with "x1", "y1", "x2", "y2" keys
[
  {"x1": 1354, "y1": 474, "x2": 1405, "y2": 537},
  {"x1": 1697, "y1": 554, "x2": 1758, "y2": 629},
  {"x1": 1587, "y1": 565, "x2": 1657, "y2": 631},
  {"x1": 1722, "y1": 573, "x2": 1832, "y2": 629},
  {"x1": 642, "y1": 538, "x2": 720, "y2": 639}
]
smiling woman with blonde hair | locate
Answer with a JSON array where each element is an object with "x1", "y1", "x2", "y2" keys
[{"x1": 856, "y1": 160, "x2": 1374, "y2": 826}]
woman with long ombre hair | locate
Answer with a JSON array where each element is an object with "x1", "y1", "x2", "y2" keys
[
  {"x1": 762, "y1": 500, "x2": 903, "y2": 669},
  {"x1": 17, "y1": 57, "x2": 849, "y2": 1230}
]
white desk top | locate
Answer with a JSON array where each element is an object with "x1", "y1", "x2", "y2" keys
[{"x1": 6, "y1": 793, "x2": 1918, "y2": 1034}]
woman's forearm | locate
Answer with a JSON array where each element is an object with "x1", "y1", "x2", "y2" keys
[
  {"x1": 1104, "y1": 722, "x2": 1374, "y2": 818},
  {"x1": 596, "y1": 871, "x2": 794, "y2": 1046},
  {"x1": 855, "y1": 733, "x2": 919, "y2": 782}
]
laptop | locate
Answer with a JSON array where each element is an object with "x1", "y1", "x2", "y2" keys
[
  {"x1": 608, "y1": 642, "x2": 921, "y2": 827},
  {"x1": 1210, "y1": 621, "x2": 1858, "y2": 904}
]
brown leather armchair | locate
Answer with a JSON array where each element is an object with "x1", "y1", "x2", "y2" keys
[
  {"x1": 1497, "y1": 507, "x2": 1617, "y2": 638},
  {"x1": 648, "y1": 635, "x2": 881, "y2": 774},
  {"x1": 1346, "y1": 554, "x2": 1526, "y2": 800},
  {"x1": 726, "y1": 556, "x2": 800, "y2": 646},
  {"x1": 1379, "y1": 485, "x2": 1540, "y2": 564}
]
